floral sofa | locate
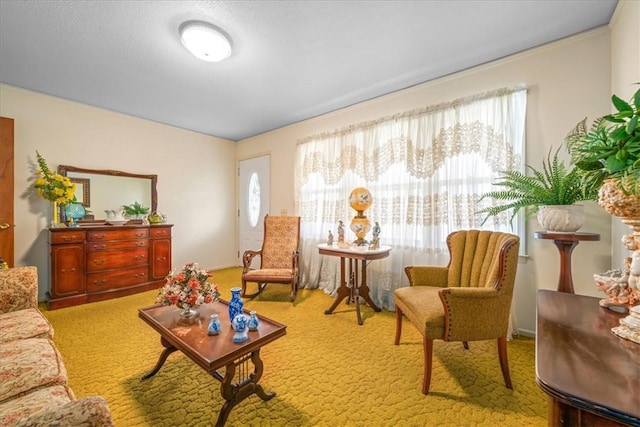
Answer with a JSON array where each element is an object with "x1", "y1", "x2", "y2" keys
[{"x1": 0, "y1": 266, "x2": 114, "y2": 426}]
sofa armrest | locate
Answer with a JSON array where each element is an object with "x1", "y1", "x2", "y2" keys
[
  {"x1": 0, "y1": 267, "x2": 39, "y2": 313},
  {"x1": 13, "y1": 396, "x2": 114, "y2": 427}
]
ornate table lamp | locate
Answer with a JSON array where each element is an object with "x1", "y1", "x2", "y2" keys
[{"x1": 349, "y1": 187, "x2": 372, "y2": 245}]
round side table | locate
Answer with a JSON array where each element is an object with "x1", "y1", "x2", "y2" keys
[{"x1": 534, "y1": 232, "x2": 601, "y2": 294}]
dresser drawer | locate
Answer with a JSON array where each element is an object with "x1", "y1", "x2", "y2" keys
[
  {"x1": 150, "y1": 227, "x2": 172, "y2": 238},
  {"x1": 87, "y1": 228, "x2": 149, "y2": 242},
  {"x1": 50, "y1": 230, "x2": 85, "y2": 244},
  {"x1": 86, "y1": 266, "x2": 149, "y2": 292},
  {"x1": 86, "y1": 239, "x2": 148, "y2": 252},
  {"x1": 86, "y1": 248, "x2": 148, "y2": 271}
]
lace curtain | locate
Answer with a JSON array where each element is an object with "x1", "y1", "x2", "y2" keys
[{"x1": 294, "y1": 87, "x2": 526, "y2": 332}]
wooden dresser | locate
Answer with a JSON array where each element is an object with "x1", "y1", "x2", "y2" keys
[{"x1": 48, "y1": 224, "x2": 172, "y2": 309}]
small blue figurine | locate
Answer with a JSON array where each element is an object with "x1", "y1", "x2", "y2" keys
[
  {"x1": 208, "y1": 314, "x2": 222, "y2": 335},
  {"x1": 248, "y1": 311, "x2": 259, "y2": 331},
  {"x1": 232, "y1": 313, "x2": 249, "y2": 343}
]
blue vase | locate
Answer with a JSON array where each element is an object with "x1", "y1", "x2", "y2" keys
[
  {"x1": 228, "y1": 287, "x2": 244, "y2": 324},
  {"x1": 207, "y1": 314, "x2": 222, "y2": 336},
  {"x1": 65, "y1": 203, "x2": 86, "y2": 227},
  {"x1": 248, "y1": 311, "x2": 259, "y2": 331},
  {"x1": 231, "y1": 313, "x2": 249, "y2": 343}
]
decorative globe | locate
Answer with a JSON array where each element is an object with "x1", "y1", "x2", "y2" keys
[
  {"x1": 349, "y1": 187, "x2": 372, "y2": 213},
  {"x1": 65, "y1": 203, "x2": 86, "y2": 225}
]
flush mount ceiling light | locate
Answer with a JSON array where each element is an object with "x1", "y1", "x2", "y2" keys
[{"x1": 179, "y1": 20, "x2": 232, "y2": 62}]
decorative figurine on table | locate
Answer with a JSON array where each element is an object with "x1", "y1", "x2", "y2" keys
[
  {"x1": 337, "y1": 220, "x2": 350, "y2": 247},
  {"x1": 327, "y1": 230, "x2": 334, "y2": 245},
  {"x1": 208, "y1": 314, "x2": 222, "y2": 336},
  {"x1": 231, "y1": 313, "x2": 249, "y2": 343},
  {"x1": 594, "y1": 233, "x2": 640, "y2": 312},
  {"x1": 248, "y1": 311, "x2": 260, "y2": 331},
  {"x1": 370, "y1": 221, "x2": 381, "y2": 250}
]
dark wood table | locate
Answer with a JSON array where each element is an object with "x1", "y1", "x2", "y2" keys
[
  {"x1": 534, "y1": 232, "x2": 600, "y2": 293},
  {"x1": 536, "y1": 290, "x2": 640, "y2": 426},
  {"x1": 139, "y1": 300, "x2": 286, "y2": 427},
  {"x1": 318, "y1": 243, "x2": 390, "y2": 325}
]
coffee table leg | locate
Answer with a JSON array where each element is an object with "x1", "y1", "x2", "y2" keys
[
  {"x1": 141, "y1": 337, "x2": 178, "y2": 380},
  {"x1": 215, "y1": 349, "x2": 275, "y2": 427}
]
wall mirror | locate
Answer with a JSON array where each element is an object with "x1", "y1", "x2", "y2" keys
[{"x1": 58, "y1": 165, "x2": 157, "y2": 220}]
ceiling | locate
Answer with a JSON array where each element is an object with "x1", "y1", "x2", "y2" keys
[{"x1": 0, "y1": 1, "x2": 618, "y2": 141}]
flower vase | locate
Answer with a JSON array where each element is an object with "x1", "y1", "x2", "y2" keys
[
  {"x1": 228, "y1": 287, "x2": 244, "y2": 324},
  {"x1": 248, "y1": 311, "x2": 259, "y2": 331},
  {"x1": 231, "y1": 313, "x2": 249, "y2": 343},
  {"x1": 51, "y1": 201, "x2": 62, "y2": 228},
  {"x1": 208, "y1": 314, "x2": 222, "y2": 335},
  {"x1": 179, "y1": 304, "x2": 198, "y2": 318}
]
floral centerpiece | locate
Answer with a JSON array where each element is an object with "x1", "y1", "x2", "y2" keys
[
  {"x1": 33, "y1": 151, "x2": 76, "y2": 226},
  {"x1": 155, "y1": 262, "x2": 220, "y2": 317}
]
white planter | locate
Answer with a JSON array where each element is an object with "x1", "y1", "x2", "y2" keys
[{"x1": 537, "y1": 205, "x2": 584, "y2": 232}]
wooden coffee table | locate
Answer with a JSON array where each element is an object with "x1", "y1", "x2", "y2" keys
[{"x1": 138, "y1": 300, "x2": 286, "y2": 427}]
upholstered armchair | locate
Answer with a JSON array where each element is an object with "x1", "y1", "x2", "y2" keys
[
  {"x1": 241, "y1": 215, "x2": 301, "y2": 302},
  {"x1": 394, "y1": 230, "x2": 520, "y2": 394}
]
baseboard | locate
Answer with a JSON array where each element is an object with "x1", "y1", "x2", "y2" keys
[{"x1": 517, "y1": 328, "x2": 535, "y2": 338}]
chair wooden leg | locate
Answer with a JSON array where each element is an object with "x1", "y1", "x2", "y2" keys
[
  {"x1": 497, "y1": 336, "x2": 513, "y2": 389},
  {"x1": 289, "y1": 281, "x2": 296, "y2": 302},
  {"x1": 422, "y1": 338, "x2": 433, "y2": 395},
  {"x1": 394, "y1": 306, "x2": 403, "y2": 345},
  {"x1": 241, "y1": 282, "x2": 267, "y2": 298},
  {"x1": 463, "y1": 341, "x2": 469, "y2": 350}
]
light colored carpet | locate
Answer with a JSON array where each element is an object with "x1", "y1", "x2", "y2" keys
[{"x1": 42, "y1": 267, "x2": 547, "y2": 426}]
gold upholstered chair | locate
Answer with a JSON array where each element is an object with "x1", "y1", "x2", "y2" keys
[
  {"x1": 241, "y1": 215, "x2": 301, "y2": 302},
  {"x1": 394, "y1": 229, "x2": 520, "y2": 394}
]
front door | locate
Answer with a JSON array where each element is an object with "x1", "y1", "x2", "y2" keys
[
  {"x1": 238, "y1": 155, "x2": 270, "y2": 268},
  {"x1": 0, "y1": 117, "x2": 15, "y2": 267}
]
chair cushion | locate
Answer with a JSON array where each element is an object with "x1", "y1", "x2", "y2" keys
[
  {"x1": 0, "y1": 308, "x2": 54, "y2": 343},
  {"x1": 394, "y1": 286, "x2": 445, "y2": 340},
  {"x1": 0, "y1": 384, "x2": 74, "y2": 426},
  {"x1": 0, "y1": 338, "x2": 68, "y2": 402},
  {"x1": 261, "y1": 216, "x2": 299, "y2": 269},
  {"x1": 244, "y1": 268, "x2": 293, "y2": 281}
]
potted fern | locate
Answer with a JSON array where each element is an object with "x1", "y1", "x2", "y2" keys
[
  {"x1": 477, "y1": 148, "x2": 596, "y2": 232},
  {"x1": 565, "y1": 86, "x2": 639, "y2": 219},
  {"x1": 122, "y1": 201, "x2": 150, "y2": 219}
]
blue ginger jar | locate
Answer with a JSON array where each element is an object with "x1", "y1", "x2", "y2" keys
[
  {"x1": 248, "y1": 311, "x2": 259, "y2": 331},
  {"x1": 231, "y1": 313, "x2": 249, "y2": 343},
  {"x1": 207, "y1": 314, "x2": 221, "y2": 336},
  {"x1": 228, "y1": 287, "x2": 244, "y2": 325}
]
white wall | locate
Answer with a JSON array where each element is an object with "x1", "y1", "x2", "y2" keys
[
  {"x1": 236, "y1": 28, "x2": 616, "y2": 334},
  {"x1": 1, "y1": 85, "x2": 238, "y2": 301}
]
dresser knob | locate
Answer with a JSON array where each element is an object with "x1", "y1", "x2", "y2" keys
[{"x1": 93, "y1": 259, "x2": 106, "y2": 265}]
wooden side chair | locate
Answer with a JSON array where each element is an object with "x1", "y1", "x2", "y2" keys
[
  {"x1": 394, "y1": 229, "x2": 520, "y2": 394},
  {"x1": 241, "y1": 215, "x2": 301, "y2": 302}
]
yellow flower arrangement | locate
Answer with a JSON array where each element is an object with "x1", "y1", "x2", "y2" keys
[{"x1": 33, "y1": 151, "x2": 76, "y2": 205}]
